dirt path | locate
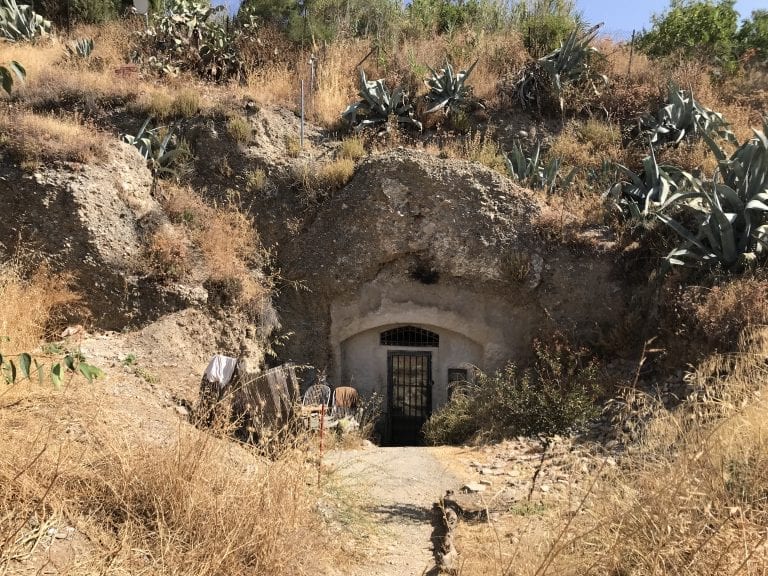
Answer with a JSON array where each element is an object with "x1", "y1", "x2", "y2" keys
[{"x1": 329, "y1": 446, "x2": 461, "y2": 576}]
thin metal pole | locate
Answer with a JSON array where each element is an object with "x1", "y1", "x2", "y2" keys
[
  {"x1": 300, "y1": 80, "x2": 305, "y2": 149},
  {"x1": 317, "y1": 403, "x2": 325, "y2": 486},
  {"x1": 627, "y1": 30, "x2": 636, "y2": 78}
]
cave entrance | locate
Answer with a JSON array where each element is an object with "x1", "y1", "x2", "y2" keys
[{"x1": 386, "y1": 350, "x2": 433, "y2": 446}]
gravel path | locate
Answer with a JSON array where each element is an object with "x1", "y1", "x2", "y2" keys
[{"x1": 329, "y1": 446, "x2": 461, "y2": 576}]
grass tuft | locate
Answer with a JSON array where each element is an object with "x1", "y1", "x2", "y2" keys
[{"x1": 0, "y1": 255, "x2": 81, "y2": 354}]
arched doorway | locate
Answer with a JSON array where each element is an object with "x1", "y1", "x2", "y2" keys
[
  {"x1": 339, "y1": 324, "x2": 482, "y2": 445},
  {"x1": 381, "y1": 326, "x2": 439, "y2": 444}
]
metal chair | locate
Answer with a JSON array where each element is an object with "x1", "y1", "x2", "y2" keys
[{"x1": 302, "y1": 384, "x2": 331, "y2": 407}]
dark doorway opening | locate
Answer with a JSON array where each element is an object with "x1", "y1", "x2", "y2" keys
[{"x1": 386, "y1": 351, "x2": 432, "y2": 445}]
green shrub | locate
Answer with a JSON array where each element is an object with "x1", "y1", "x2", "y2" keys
[
  {"x1": 736, "y1": 9, "x2": 768, "y2": 63},
  {"x1": 133, "y1": 0, "x2": 258, "y2": 81},
  {"x1": 31, "y1": 0, "x2": 131, "y2": 26},
  {"x1": 637, "y1": 0, "x2": 739, "y2": 73},
  {"x1": 242, "y1": 0, "x2": 404, "y2": 44},
  {"x1": 423, "y1": 334, "x2": 603, "y2": 444},
  {"x1": 513, "y1": 0, "x2": 580, "y2": 58}
]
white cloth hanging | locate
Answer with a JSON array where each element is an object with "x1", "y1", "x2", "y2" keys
[{"x1": 203, "y1": 355, "x2": 238, "y2": 390}]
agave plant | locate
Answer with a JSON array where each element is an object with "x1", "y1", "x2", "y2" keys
[
  {"x1": 424, "y1": 59, "x2": 481, "y2": 114},
  {"x1": 657, "y1": 118, "x2": 768, "y2": 271},
  {"x1": 643, "y1": 83, "x2": 736, "y2": 147},
  {"x1": 0, "y1": 60, "x2": 24, "y2": 95},
  {"x1": 341, "y1": 68, "x2": 422, "y2": 131},
  {"x1": 65, "y1": 37, "x2": 94, "y2": 60},
  {"x1": 705, "y1": 117, "x2": 768, "y2": 203},
  {"x1": 121, "y1": 118, "x2": 183, "y2": 179},
  {"x1": 505, "y1": 140, "x2": 576, "y2": 194},
  {"x1": 607, "y1": 143, "x2": 701, "y2": 219},
  {"x1": 514, "y1": 23, "x2": 607, "y2": 113},
  {"x1": 658, "y1": 175, "x2": 768, "y2": 270},
  {"x1": 0, "y1": 0, "x2": 51, "y2": 42}
]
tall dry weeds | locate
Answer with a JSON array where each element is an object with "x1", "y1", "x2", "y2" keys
[
  {"x1": 160, "y1": 184, "x2": 270, "y2": 303},
  {"x1": 0, "y1": 415, "x2": 333, "y2": 575},
  {"x1": 0, "y1": 111, "x2": 109, "y2": 166},
  {"x1": 0, "y1": 256, "x2": 80, "y2": 354},
  {"x1": 455, "y1": 327, "x2": 768, "y2": 575}
]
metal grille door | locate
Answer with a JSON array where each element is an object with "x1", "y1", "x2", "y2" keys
[{"x1": 387, "y1": 351, "x2": 432, "y2": 445}]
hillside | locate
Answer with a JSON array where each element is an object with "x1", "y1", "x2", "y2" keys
[{"x1": 1, "y1": 0, "x2": 768, "y2": 574}]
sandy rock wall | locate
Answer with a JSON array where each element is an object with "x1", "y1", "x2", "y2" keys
[
  {"x1": 273, "y1": 150, "x2": 627, "y2": 379},
  {"x1": 0, "y1": 143, "x2": 194, "y2": 328}
]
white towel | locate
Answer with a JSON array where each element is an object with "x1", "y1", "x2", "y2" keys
[{"x1": 204, "y1": 355, "x2": 238, "y2": 389}]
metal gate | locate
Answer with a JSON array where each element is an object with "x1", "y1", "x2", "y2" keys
[{"x1": 387, "y1": 351, "x2": 432, "y2": 445}]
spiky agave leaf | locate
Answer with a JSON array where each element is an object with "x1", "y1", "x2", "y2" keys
[
  {"x1": 645, "y1": 83, "x2": 736, "y2": 147},
  {"x1": 607, "y1": 141, "x2": 702, "y2": 219},
  {"x1": 0, "y1": 59, "x2": 24, "y2": 95},
  {"x1": 341, "y1": 68, "x2": 421, "y2": 131},
  {"x1": 514, "y1": 23, "x2": 606, "y2": 113},
  {"x1": 424, "y1": 59, "x2": 480, "y2": 114},
  {"x1": 0, "y1": 0, "x2": 51, "y2": 42},
  {"x1": 505, "y1": 140, "x2": 569, "y2": 193}
]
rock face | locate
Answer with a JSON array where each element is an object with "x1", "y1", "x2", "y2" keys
[
  {"x1": 274, "y1": 150, "x2": 626, "y2": 443},
  {"x1": 0, "y1": 143, "x2": 193, "y2": 329}
]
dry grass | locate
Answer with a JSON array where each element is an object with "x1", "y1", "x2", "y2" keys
[
  {"x1": 454, "y1": 328, "x2": 768, "y2": 575},
  {"x1": 172, "y1": 88, "x2": 201, "y2": 117},
  {"x1": 0, "y1": 39, "x2": 61, "y2": 88},
  {"x1": 0, "y1": 256, "x2": 80, "y2": 354},
  {"x1": 245, "y1": 168, "x2": 268, "y2": 192},
  {"x1": 291, "y1": 157, "x2": 357, "y2": 206},
  {"x1": 0, "y1": 406, "x2": 334, "y2": 575},
  {"x1": 0, "y1": 110, "x2": 108, "y2": 166},
  {"x1": 227, "y1": 115, "x2": 252, "y2": 144},
  {"x1": 425, "y1": 130, "x2": 507, "y2": 174},
  {"x1": 0, "y1": 23, "x2": 138, "y2": 108},
  {"x1": 245, "y1": 64, "x2": 298, "y2": 108},
  {"x1": 550, "y1": 118, "x2": 623, "y2": 172},
  {"x1": 145, "y1": 224, "x2": 192, "y2": 281},
  {"x1": 136, "y1": 87, "x2": 205, "y2": 120},
  {"x1": 0, "y1": 245, "x2": 335, "y2": 576},
  {"x1": 339, "y1": 136, "x2": 366, "y2": 161},
  {"x1": 310, "y1": 40, "x2": 369, "y2": 127},
  {"x1": 658, "y1": 139, "x2": 720, "y2": 175},
  {"x1": 199, "y1": 210, "x2": 262, "y2": 292},
  {"x1": 318, "y1": 157, "x2": 356, "y2": 189},
  {"x1": 160, "y1": 184, "x2": 268, "y2": 303},
  {"x1": 678, "y1": 275, "x2": 768, "y2": 354}
]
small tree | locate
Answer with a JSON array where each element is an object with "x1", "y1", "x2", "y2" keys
[
  {"x1": 637, "y1": 0, "x2": 739, "y2": 72},
  {"x1": 737, "y1": 10, "x2": 768, "y2": 63}
]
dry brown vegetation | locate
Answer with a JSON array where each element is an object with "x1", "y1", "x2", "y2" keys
[
  {"x1": 145, "y1": 223, "x2": 192, "y2": 281},
  {"x1": 136, "y1": 87, "x2": 204, "y2": 120},
  {"x1": 160, "y1": 184, "x2": 269, "y2": 303},
  {"x1": 0, "y1": 256, "x2": 80, "y2": 354},
  {"x1": 0, "y1": 271, "x2": 337, "y2": 575},
  {"x1": 454, "y1": 329, "x2": 768, "y2": 575},
  {"x1": 0, "y1": 111, "x2": 108, "y2": 166},
  {"x1": 0, "y1": 393, "x2": 334, "y2": 575}
]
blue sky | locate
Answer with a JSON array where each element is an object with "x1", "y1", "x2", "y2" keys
[
  {"x1": 214, "y1": 1, "x2": 766, "y2": 39},
  {"x1": 578, "y1": 0, "x2": 766, "y2": 39}
]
